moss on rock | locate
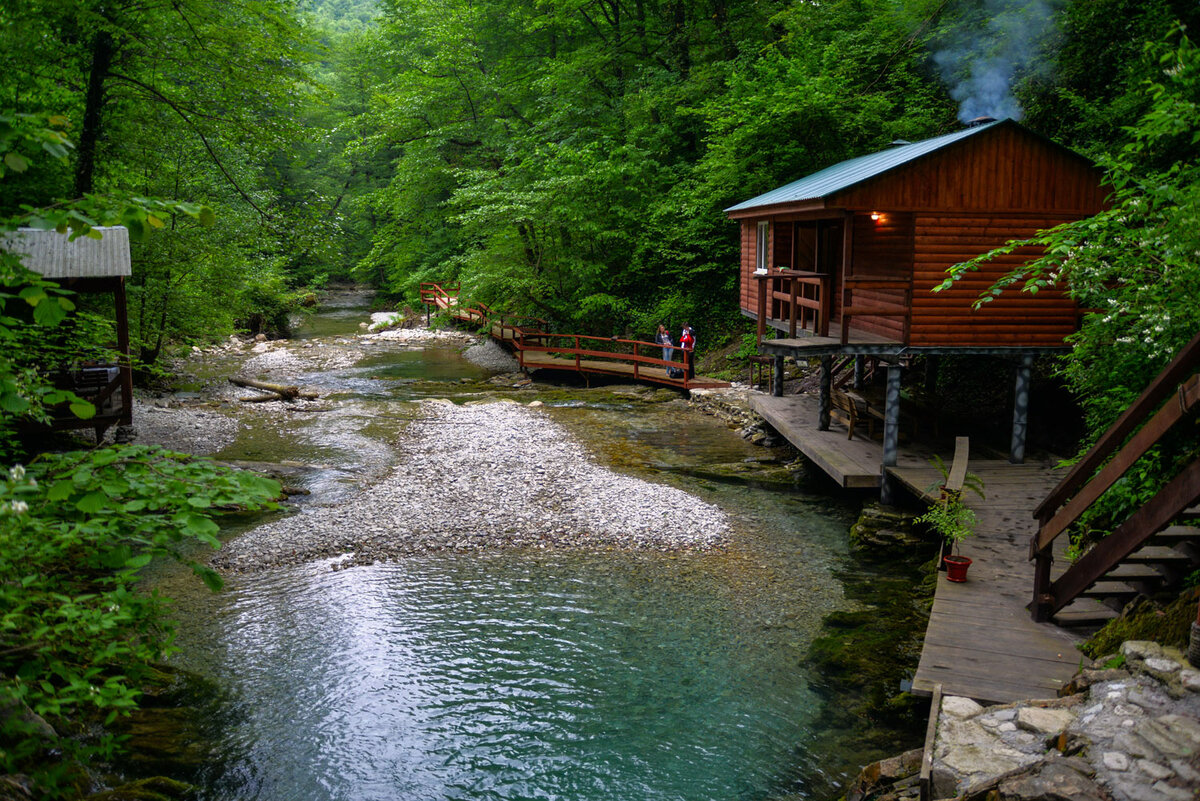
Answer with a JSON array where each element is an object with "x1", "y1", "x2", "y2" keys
[
  {"x1": 85, "y1": 776, "x2": 193, "y2": 801},
  {"x1": 1081, "y1": 586, "x2": 1199, "y2": 659}
]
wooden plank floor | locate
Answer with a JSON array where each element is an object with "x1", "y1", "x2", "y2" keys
[
  {"x1": 892, "y1": 460, "x2": 1088, "y2": 704},
  {"x1": 751, "y1": 391, "x2": 1089, "y2": 704},
  {"x1": 750, "y1": 393, "x2": 934, "y2": 488},
  {"x1": 520, "y1": 350, "x2": 730, "y2": 390}
]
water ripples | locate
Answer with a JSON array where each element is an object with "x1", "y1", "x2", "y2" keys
[{"x1": 174, "y1": 551, "x2": 837, "y2": 801}]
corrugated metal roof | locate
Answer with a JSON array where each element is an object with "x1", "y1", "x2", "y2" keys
[
  {"x1": 725, "y1": 120, "x2": 1003, "y2": 213},
  {"x1": 2, "y1": 226, "x2": 132, "y2": 278}
]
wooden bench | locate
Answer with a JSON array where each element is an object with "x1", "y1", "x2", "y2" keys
[{"x1": 830, "y1": 389, "x2": 884, "y2": 440}]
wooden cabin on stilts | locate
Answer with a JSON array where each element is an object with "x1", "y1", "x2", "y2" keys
[
  {"x1": 4, "y1": 226, "x2": 135, "y2": 440},
  {"x1": 725, "y1": 118, "x2": 1107, "y2": 502}
]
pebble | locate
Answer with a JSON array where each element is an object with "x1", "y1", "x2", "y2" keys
[{"x1": 215, "y1": 400, "x2": 732, "y2": 572}]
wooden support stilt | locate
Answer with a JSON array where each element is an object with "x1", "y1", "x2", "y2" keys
[
  {"x1": 772, "y1": 355, "x2": 785, "y2": 397},
  {"x1": 1011, "y1": 353, "x2": 1033, "y2": 464},
  {"x1": 853, "y1": 355, "x2": 864, "y2": 390},
  {"x1": 818, "y1": 356, "x2": 832, "y2": 431},
  {"x1": 881, "y1": 363, "x2": 902, "y2": 505}
]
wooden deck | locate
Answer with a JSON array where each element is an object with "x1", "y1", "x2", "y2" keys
[
  {"x1": 750, "y1": 394, "x2": 935, "y2": 488},
  {"x1": 753, "y1": 391, "x2": 1092, "y2": 704},
  {"x1": 758, "y1": 332, "x2": 904, "y2": 357}
]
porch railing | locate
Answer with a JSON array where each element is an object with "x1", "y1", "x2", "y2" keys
[{"x1": 753, "y1": 270, "x2": 831, "y2": 342}]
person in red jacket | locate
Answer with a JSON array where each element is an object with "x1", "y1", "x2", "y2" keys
[{"x1": 679, "y1": 324, "x2": 695, "y2": 378}]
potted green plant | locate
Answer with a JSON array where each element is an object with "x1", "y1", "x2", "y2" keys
[{"x1": 915, "y1": 492, "x2": 978, "y2": 581}]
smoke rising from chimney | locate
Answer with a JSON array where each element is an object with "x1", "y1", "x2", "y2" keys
[{"x1": 933, "y1": 0, "x2": 1062, "y2": 123}]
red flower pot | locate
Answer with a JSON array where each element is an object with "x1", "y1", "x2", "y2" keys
[{"x1": 943, "y1": 554, "x2": 972, "y2": 582}]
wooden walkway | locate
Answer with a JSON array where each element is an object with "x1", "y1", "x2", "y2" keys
[
  {"x1": 753, "y1": 392, "x2": 1092, "y2": 704},
  {"x1": 422, "y1": 283, "x2": 729, "y2": 391},
  {"x1": 893, "y1": 461, "x2": 1089, "y2": 703}
]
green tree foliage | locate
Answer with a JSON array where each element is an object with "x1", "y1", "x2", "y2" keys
[
  {"x1": 1020, "y1": 0, "x2": 1200, "y2": 156},
  {"x1": 356, "y1": 0, "x2": 958, "y2": 338},
  {"x1": 939, "y1": 28, "x2": 1200, "y2": 539},
  {"x1": 0, "y1": 450, "x2": 279, "y2": 794},
  {"x1": 0, "y1": 0, "x2": 325, "y2": 360},
  {"x1": 0, "y1": 111, "x2": 279, "y2": 798}
]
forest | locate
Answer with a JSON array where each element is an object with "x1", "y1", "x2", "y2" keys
[{"x1": 1, "y1": 0, "x2": 1199, "y2": 795}]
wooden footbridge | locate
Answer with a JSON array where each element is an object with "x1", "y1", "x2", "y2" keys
[{"x1": 419, "y1": 282, "x2": 729, "y2": 390}]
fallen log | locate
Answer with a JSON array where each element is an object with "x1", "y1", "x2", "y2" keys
[{"x1": 229, "y1": 377, "x2": 319, "y2": 401}]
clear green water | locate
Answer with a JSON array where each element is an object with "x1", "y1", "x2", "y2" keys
[{"x1": 157, "y1": 292, "x2": 880, "y2": 801}]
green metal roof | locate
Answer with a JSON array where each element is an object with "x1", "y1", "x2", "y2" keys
[{"x1": 724, "y1": 120, "x2": 1004, "y2": 214}]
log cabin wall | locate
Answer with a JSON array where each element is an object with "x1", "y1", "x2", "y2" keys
[
  {"x1": 833, "y1": 124, "x2": 1107, "y2": 215},
  {"x1": 739, "y1": 221, "x2": 757, "y2": 314},
  {"x1": 909, "y1": 212, "x2": 1081, "y2": 347},
  {"x1": 845, "y1": 211, "x2": 914, "y2": 340}
]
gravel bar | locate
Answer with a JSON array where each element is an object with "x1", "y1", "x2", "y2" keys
[{"x1": 215, "y1": 399, "x2": 731, "y2": 571}]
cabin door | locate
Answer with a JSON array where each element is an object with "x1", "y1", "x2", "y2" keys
[{"x1": 792, "y1": 220, "x2": 844, "y2": 331}]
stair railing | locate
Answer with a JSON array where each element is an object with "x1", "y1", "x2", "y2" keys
[{"x1": 1030, "y1": 331, "x2": 1200, "y2": 621}]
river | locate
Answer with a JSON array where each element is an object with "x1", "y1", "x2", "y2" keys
[{"x1": 143, "y1": 290, "x2": 909, "y2": 801}]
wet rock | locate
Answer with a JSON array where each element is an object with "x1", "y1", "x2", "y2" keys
[
  {"x1": 1063, "y1": 670, "x2": 1133, "y2": 696},
  {"x1": 84, "y1": 777, "x2": 193, "y2": 801},
  {"x1": 0, "y1": 698, "x2": 56, "y2": 742},
  {"x1": 0, "y1": 775, "x2": 32, "y2": 801},
  {"x1": 945, "y1": 696, "x2": 986, "y2": 719},
  {"x1": 850, "y1": 502, "x2": 923, "y2": 550},
  {"x1": 988, "y1": 755, "x2": 1109, "y2": 801},
  {"x1": 845, "y1": 748, "x2": 923, "y2": 801}
]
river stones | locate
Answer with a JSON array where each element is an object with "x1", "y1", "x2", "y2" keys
[{"x1": 214, "y1": 400, "x2": 731, "y2": 572}]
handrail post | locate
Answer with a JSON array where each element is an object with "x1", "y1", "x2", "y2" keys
[
  {"x1": 840, "y1": 284, "x2": 851, "y2": 344},
  {"x1": 633, "y1": 342, "x2": 639, "y2": 380},
  {"x1": 1031, "y1": 545, "x2": 1054, "y2": 621},
  {"x1": 755, "y1": 273, "x2": 768, "y2": 344},
  {"x1": 818, "y1": 274, "x2": 830, "y2": 337},
  {"x1": 789, "y1": 275, "x2": 798, "y2": 338}
]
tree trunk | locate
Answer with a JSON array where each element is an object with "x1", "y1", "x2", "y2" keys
[{"x1": 75, "y1": 30, "x2": 116, "y2": 197}]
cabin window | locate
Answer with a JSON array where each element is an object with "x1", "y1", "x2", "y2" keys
[{"x1": 756, "y1": 221, "x2": 769, "y2": 272}]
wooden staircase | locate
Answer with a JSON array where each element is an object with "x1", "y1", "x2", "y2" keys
[{"x1": 1031, "y1": 332, "x2": 1200, "y2": 627}]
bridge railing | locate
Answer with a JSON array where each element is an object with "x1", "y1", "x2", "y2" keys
[
  {"x1": 418, "y1": 281, "x2": 705, "y2": 388},
  {"x1": 514, "y1": 332, "x2": 692, "y2": 381}
]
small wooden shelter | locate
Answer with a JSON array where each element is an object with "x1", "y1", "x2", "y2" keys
[
  {"x1": 725, "y1": 119, "x2": 1107, "y2": 499},
  {"x1": 3, "y1": 226, "x2": 134, "y2": 436}
]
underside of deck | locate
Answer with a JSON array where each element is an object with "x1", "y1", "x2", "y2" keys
[{"x1": 753, "y1": 391, "x2": 1091, "y2": 704}]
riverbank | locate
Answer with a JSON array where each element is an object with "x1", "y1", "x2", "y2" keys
[{"x1": 214, "y1": 398, "x2": 731, "y2": 571}]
